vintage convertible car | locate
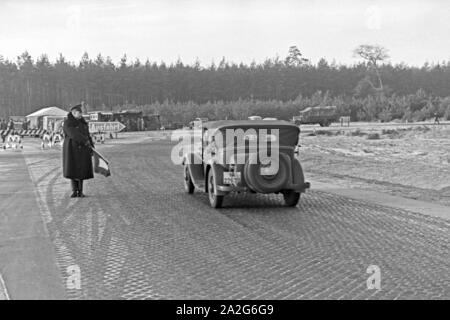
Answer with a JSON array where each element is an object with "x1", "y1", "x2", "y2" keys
[{"x1": 182, "y1": 120, "x2": 310, "y2": 208}]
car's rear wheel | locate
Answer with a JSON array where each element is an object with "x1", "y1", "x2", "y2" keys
[
  {"x1": 208, "y1": 169, "x2": 223, "y2": 208},
  {"x1": 184, "y1": 165, "x2": 194, "y2": 194},
  {"x1": 283, "y1": 190, "x2": 301, "y2": 207}
]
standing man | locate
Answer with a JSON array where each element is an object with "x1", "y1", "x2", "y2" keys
[
  {"x1": 7, "y1": 118, "x2": 14, "y2": 131},
  {"x1": 434, "y1": 112, "x2": 440, "y2": 125},
  {"x1": 22, "y1": 119, "x2": 29, "y2": 130},
  {"x1": 62, "y1": 104, "x2": 95, "y2": 198},
  {"x1": 0, "y1": 119, "x2": 6, "y2": 143}
]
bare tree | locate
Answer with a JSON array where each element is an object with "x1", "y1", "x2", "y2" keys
[
  {"x1": 354, "y1": 44, "x2": 389, "y2": 92},
  {"x1": 285, "y1": 46, "x2": 309, "y2": 67}
]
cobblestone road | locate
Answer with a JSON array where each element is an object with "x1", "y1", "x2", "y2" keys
[{"x1": 17, "y1": 139, "x2": 450, "y2": 299}]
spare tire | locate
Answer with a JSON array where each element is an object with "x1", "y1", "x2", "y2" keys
[{"x1": 244, "y1": 153, "x2": 290, "y2": 193}]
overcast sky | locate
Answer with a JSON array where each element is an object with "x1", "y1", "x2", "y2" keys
[{"x1": 0, "y1": 0, "x2": 448, "y2": 66}]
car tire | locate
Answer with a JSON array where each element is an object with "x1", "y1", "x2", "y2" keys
[
  {"x1": 184, "y1": 165, "x2": 195, "y2": 194},
  {"x1": 244, "y1": 153, "x2": 290, "y2": 193},
  {"x1": 208, "y1": 169, "x2": 223, "y2": 208},
  {"x1": 283, "y1": 191, "x2": 301, "y2": 207}
]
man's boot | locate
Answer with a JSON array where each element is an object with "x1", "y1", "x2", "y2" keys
[
  {"x1": 70, "y1": 180, "x2": 78, "y2": 198},
  {"x1": 78, "y1": 180, "x2": 85, "y2": 197}
]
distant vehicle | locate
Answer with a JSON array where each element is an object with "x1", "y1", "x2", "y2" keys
[
  {"x1": 161, "y1": 122, "x2": 184, "y2": 130},
  {"x1": 263, "y1": 117, "x2": 278, "y2": 121},
  {"x1": 195, "y1": 117, "x2": 208, "y2": 124},
  {"x1": 189, "y1": 117, "x2": 208, "y2": 129},
  {"x1": 248, "y1": 116, "x2": 262, "y2": 120},
  {"x1": 143, "y1": 114, "x2": 161, "y2": 130},
  {"x1": 293, "y1": 106, "x2": 339, "y2": 127},
  {"x1": 181, "y1": 120, "x2": 310, "y2": 208}
]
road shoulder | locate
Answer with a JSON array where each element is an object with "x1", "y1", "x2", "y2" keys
[
  {"x1": 309, "y1": 177, "x2": 450, "y2": 221},
  {"x1": 0, "y1": 152, "x2": 66, "y2": 299}
]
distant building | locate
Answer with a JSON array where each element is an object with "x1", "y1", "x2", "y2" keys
[
  {"x1": 26, "y1": 106, "x2": 67, "y2": 129},
  {"x1": 87, "y1": 110, "x2": 161, "y2": 131}
]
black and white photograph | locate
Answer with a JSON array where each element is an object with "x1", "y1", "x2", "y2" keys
[{"x1": 0, "y1": 0, "x2": 449, "y2": 306}]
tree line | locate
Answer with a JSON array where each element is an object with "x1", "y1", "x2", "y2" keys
[
  {"x1": 142, "y1": 91, "x2": 450, "y2": 126},
  {"x1": 1, "y1": 47, "x2": 450, "y2": 122}
]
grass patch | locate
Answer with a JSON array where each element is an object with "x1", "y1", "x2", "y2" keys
[
  {"x1": 382, "y1": 129, "x2": 399, "y2": 135},
  {"x1": 413, "y1": 125, "x2": 431, "y2": 132},
  {"x1": 348, "y1": 129, "x2": 367, "y2": 137},
  {"x1": 367, "y1": 133, "x2": 381, "y2": 140},
  {"x1": 315, "y1": 130, "x2": 336, "y2": 136}
]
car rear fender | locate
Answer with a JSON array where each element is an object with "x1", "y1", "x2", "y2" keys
[
  {"x1": 183, "y1": 153, "x2": 204, "y2": 188},
  {"x1": 287, "y1": 157, "x2": 310, "y2": 192},
  {"x1": 292, "y1": 158, "x2": 305, "y2": 186},
  {"x1": 204, "y1": 162, "x2": 226, "y2": 195}
]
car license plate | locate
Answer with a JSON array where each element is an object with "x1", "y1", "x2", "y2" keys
[{"x1": 223, "y1": 172, "x2": 241, "y2": 185}]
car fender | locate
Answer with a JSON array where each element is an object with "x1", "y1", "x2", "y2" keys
[
  {"x1": 183, "y1": 153, "x2": 204, "y2": 188},
  {"x1": 292, "y1": 158, "x2": 305, "y2": 186},
  {"x1": 204, "y1": 161, "x2": 226, "y2": 195}
]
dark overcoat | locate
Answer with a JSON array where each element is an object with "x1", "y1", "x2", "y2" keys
[{"x1": 62, "y1": 112, "x2": 94, "y2": 180}]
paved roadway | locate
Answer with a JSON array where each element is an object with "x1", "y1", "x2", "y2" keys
[{"x1": 0, "y1": 136, "x2": 449, "y2": 299}]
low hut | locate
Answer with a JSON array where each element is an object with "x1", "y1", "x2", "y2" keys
[{"x1": 26, "y1": 106, "x2": 67, "y2": 129}]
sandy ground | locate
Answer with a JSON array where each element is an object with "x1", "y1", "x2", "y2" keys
[{"x1": 299, "y1": 125, "x2": 450, "y2": 206}]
